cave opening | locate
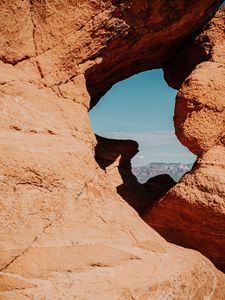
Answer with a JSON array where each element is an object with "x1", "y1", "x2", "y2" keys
[{"x1": 89, "y1": 69, "x2": 196, "y2": 215}]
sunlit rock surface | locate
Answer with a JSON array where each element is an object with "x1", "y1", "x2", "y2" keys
[
  {"x1": 145, "y1": 6, "x2": 225, "y2": 272},
  {"x1": 0, "y1": 0, "x2": 225, "y2": 298}
]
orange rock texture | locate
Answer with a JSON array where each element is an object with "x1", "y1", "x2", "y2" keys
[
  {"x1": 0, "y1": 0, "x2": 225, "y2": 298},
  {"x1": 145, "y1": 6, "x2": 225, "y2": 272}
]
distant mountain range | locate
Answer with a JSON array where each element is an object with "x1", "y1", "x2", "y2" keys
[{"x1": 132, "y1": 163, "x2": 193, "y2": 183}]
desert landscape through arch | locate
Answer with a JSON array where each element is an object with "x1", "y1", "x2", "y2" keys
[
  {"x1": 89, "y1": 69, "x2": 195, "y2": 216},
  {"x1": 89, "y1": 68, "x2": 196, "y2": 172},
  {"x1": 0, "y1": 0, "x2": 225, "y2": 298}
]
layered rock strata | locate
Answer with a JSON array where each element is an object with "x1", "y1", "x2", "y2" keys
[{"x1": 0, "y1": 0, "x2": 225, "y2": 298}]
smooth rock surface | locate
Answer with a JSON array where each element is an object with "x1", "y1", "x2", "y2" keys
[{"x1": 1, "y1": 0, "x2": 225, "y2": 298}]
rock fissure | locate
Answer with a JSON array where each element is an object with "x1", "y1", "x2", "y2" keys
[
  {"x1": 28, "y1": 0, "x2": 45, "y2": 78},
  {"x1": 75, "y1": 176, "x2": 96, "y2": 202},
  {"x1": 0, "y1": 222, "x2": 52, "y2": 273},
  {"x1": 34, "y1": 6, "x2": 112, "y2": 59},
  {"x1": 1, "y1": 5, "x2": 111, "y2": 73}
]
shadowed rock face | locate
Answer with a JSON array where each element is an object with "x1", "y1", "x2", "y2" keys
[
  {"x1": 145, "y1": 7, "x2": 225, "y2": 272},
  {"x1": 95, "y1": 134, "x2": 139, "y2": 168},
  {"x1": 1, "y1": 0, "x2": 225, "y2": 298},
  {"x1": 95, "y1": 135, "x2": 150, "y2": 215},
  {"x1": 143, "y1": 174, "x2": 176, "y2": 201},
  {"x1": 86, "y1": 0, "x2": 223, "y2": 107},
  {"x1": 95, "y1": 135, "x2": 177, "y2": 215},
  {"x1": 0, "y1": 0, "x2": 221, "y2": 104},
  {"x1": 95, "y1": 135, "x2": 175, "y2": 215},
  {"x1": 164, "y1": 6, "x2": 225, "y2": 89}
]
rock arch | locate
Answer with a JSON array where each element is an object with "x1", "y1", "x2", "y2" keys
[
  {"x1": 145, "y1": 6, "x2": 225, "y2": 272},
  {"x1": 0, "y1": 0, "x2": 224, "y2": 298}
]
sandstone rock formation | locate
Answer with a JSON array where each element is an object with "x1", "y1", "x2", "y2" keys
[
  {"x1": 164, "y1": 5, "x2": 225, "y2": 89},
  {"x1": 95, "y1": 135, "x2": 175, "y2": 215},
  {"x1": 143, "y1": 174, "x2": 176, "y2": 202},
  {"x1": 95, "y1": 135, "x2": 151, "y2": 215},
  {"x1": 1, "y1": 0, "x2": 225, "y2": 298},
  {"x1": 145, "y1": 6, "x2": 225, "y2": 272}
]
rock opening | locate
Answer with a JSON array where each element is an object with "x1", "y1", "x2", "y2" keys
[
  {"x1": 1, "y1": 1, "x2": 224, "y2": 297},
  {"x1": 89, "y1": 70, "x2": 195, "y2": 215}
]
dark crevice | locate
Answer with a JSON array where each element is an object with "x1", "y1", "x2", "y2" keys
[
  {"x1": 86, "y1": 1, "x2": 222, "y2": 109},
  {"x1": 0, "y1": 222, "x2": 52, "y2": 272},
  {"x1": 0, "y1": 55, "x2": 32, "y2": 66},
  {"x1": 163, "y1": 0, "x2": 224, "y2": 89},
  {"x1": 88, "y1": 3, "x2": 222, "y2": 215},
  {"x1": 95, "y1": 135, "x2": 176, "y2": 216}
]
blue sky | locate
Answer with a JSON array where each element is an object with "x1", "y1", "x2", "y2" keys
[{"x1": 89, "y1": 69, "x2": 196, "y2": 167}]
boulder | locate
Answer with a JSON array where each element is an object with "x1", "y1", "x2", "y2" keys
[
  {"x1": 144, "y1": 145, "x2": 225, "y2": 272},
  {"x1": 145, "y1": 7, "x2": 225, "y2": 272}
]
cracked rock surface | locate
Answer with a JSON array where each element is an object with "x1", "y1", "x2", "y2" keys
[{"x1": 0, "y1": 0, "x2": 225, "y2": 299}]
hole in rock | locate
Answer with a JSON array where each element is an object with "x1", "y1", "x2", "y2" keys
[{"x1": 89, "y1": 69, "x2": 196, "y2": 215}]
